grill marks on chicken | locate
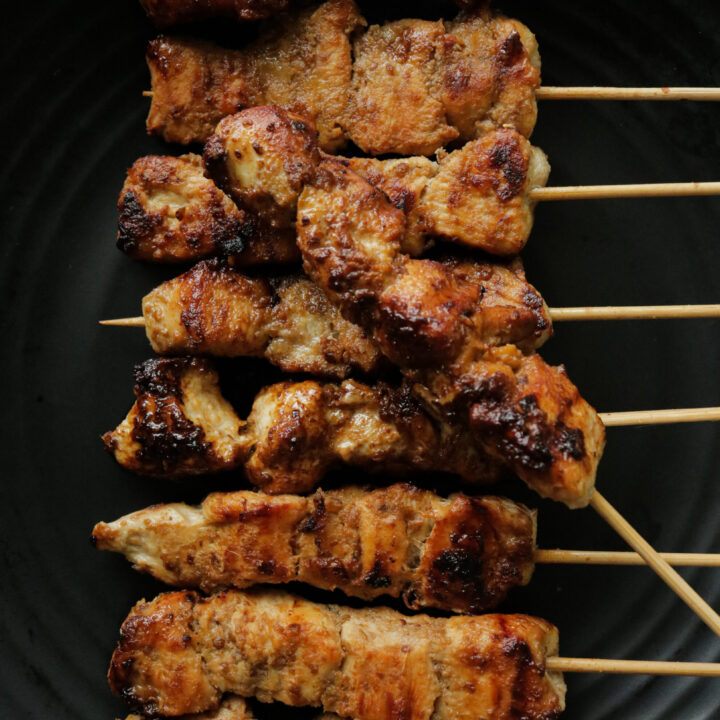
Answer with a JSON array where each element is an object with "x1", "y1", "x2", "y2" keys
[
  {"x1": 146, "y1": 0, "x2": 365, "y2": 149},
  {"x1": 140, "y1": 0, "x2": 290, "y2": 27},
  {"x1": 118, "y1": 154, "x2": 300, "y2": 265},
  {"x1": 142, "y1": 260, "x2": 382, "y2": 378},
  {"x1": 204, "y1": 106, "x2": 549, "y2": 257},
  {"x1": 146, "y1": 2, "x2": 541, "y2": 155},
  {"x1": 104, "y1": 358, "x2": 504, "y2": 488},
  {"x1": 93, "y1": 484, "x2": 537, "y2": 613},
  {"x1": 109, "y1": 589, "x2": 566, "y2": 719}
]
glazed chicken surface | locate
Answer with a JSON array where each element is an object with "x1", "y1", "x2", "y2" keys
[
  {"x1": 146, "y1": 0, "x2": 364, "y2": 149},
  {"x1": 124, "y1": 695, "x2": 257, "y2": 720},
  {"x1": 93, "y1": 483, "x2": 537, "y2": 613},
  {"x1": 118, "y1": 154, "x2": 300, "y2": 265},
  {"x1": 109, "y1": 589, "x2": 566, "y2": 719},
  {"x1": 204, "y1": 106, "x2": 549, "y2": 257},
  {"x1": 142, "y1": 260, "x2": 382, "y2": 378},
  {"x1": 146, "y1": 2, "x2": 541, "y2": 155},
  {"x1": 140, "y1": 0, "x2": 290, "y2": 26},
  {"x1": 104, "y1": 358, "x2": 504, "y2": 488}
]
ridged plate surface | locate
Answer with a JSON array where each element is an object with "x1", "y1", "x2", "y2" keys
[{"x1": 1, "y1": 1, "x2": 719, "y2": 718}]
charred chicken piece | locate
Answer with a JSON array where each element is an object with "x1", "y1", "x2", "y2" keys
[
  {"x1": 109, "y1": 589, "x2": 566, "y2": 719},
  {"x1": 124, "y1": 695, "x2": 256, "y2": 720},
  {"x1": 142, "y1": 260, "x2": 382, "y2": 378},
  {"x1": 297, "y1": 160, "x2": 605, "y2": 508},
  {"x1": 117, "y1": 154, "x2": 300, "y2": 265},
  {"x1": 146, "y1": 3, "x2": 540, "y2": 154},
  {"x1": 94, "y1": 484, "x2": 536, "y2": 613},
  {"x1": 204, "y1": 106, "x2": 549, "y2": 257},
  {"x1": 139, "y1": 0, "x2": 290, "y2": 27},
  {"x1": 104, "y1": 358, "x2": 503, "y2": 487},
  {"x1": 146, "y1": 0, "x2": 365, "y2": 149}
]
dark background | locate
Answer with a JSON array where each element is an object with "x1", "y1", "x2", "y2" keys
[{"x1": 1, "y1": 1, "x2": 719, "y2": 718}]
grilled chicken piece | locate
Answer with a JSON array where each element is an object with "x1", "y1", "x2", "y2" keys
[
  {"x1": 146, "y1": 0, "x2": 364, "y2": 149},
  {"x1": 124, "y1": 695, "x2": 256, "y2": 720},
  {"x1": 298, "y1": 160, "x2": 605, "y2": 508},
  {"x1": 205, "y1": 106, "x2": 549, "y2": 257},
  {"x1": 93, "y1": 484, "x2": 537, "y2": 613},
  {"x1": 140, "y1": 0, "x2": 290, "y2": 26},
  {"x1": 344, "y1": 11, "x2": 540, "y2": 155},
  {"x1": 117, "y1": 154, "x2": 300, "y2": 265},
  {"x1": 104, "y1": 358, "x2": 504, "y2": 487},
  {"x1": 109, "y1": 589, "x2": 565, "y2": 719},
  {"x1": 146, "y1": 4, "x2": 540, "y2": 154},
  {"x1": 142, "y1": 260, "x2": 382, "y2": 378}
]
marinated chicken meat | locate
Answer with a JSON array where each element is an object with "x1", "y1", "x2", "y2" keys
[
  {"x1": 146, "y1": 0, "x2": 365, "y2": 149},
  {"x1": 103, "y1": 358, "x2": 504, "y2": 489},
  {"x1": 124, "y1": 695, "x2": 256, "y2": 720},
  {"x1": 146, "y1": 2, "x2": 541, "y2": 154},
  {"x1": 142, "y1": 260, "x2": 382, "y2": 378},
  {"x1": 93, "y1": 484, "x2": 537, "y2": 613},
  {"x1": 203, "y1": 106, "x2": 549, "y2": 256},
  {"x1": 118, "y1": 154, "x2": 300, "y2": 265},
  {"x1": 109, "y1": 589, "x2": 566, "y2": 719},
  {"x1": 196, "y1": 106, "x2": 604, "y2": 507}
]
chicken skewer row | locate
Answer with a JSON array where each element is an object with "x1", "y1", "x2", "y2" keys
[
  {"x1": 109, "y1": 588, "x2": 720, "y2": 720},
  {"x1": 205, "y1": 105, "x2": 720, "y2": 636},
  {"x1": 93, "y1": 483, "x2": 720, "y2": 616},
  {"x1": 143, "y1": 1, "x2": 720, "y2": 155}
]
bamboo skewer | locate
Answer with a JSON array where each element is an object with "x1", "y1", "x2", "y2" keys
[
  {"x1": 600, "y1": 407, "x2": 720, "y2": 426},
  {"x1": 143, "y1": 87, "x2": 720, "y2": 101},
  {"x1": 546, "y1": 657, "x2": 720, "y2": 677},
  {"x1": 590, "y1": 491, "x2": 720, "y2": 639},
  {"x1": 531, "y1": 182, "x2": 720, "y2": 201},
  {"x1": 99, "y1": 304, "x2": 720, "y2": 327},
  {"x1": 535, "y1": 550, "x2": 720, "y2": 567},
  {"x1": 537, "y1": 86, "x2": 720, "y2": 101}
]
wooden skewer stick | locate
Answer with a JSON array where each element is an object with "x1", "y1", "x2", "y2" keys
[
  {"x1": 142, "y1": 87, "x2": 720, "y2": 101},
  {"x1": 600, "y1": 407, "x2": 720, "y2": 426},
  {"x1": 547, "y1": 657, "x2": 720, "y2": 677},
  {"x1": 535, "y1": 549, "x2": 720, "y2": 567},
  {"x1": 100, "y1": 304, "x2": 720, "y2": 327},
  {"x1": 590, "y1": 491, "x2": 720, "y2": 639},
  {"x1": 537, "y1": 86, "x2": 720, "y2": 101},
  {"x1": 531, "y1": 182, "x2": 720, "y2": 201}
]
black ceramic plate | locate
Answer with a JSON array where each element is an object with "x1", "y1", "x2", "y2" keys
[{"x1": 1, "y1": 1, "x2": 719, "y2": 718}]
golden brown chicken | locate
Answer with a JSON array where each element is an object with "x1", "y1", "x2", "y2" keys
[
  {"x1": 204, "y1": 106, "x2": 549, "y2": 256},
  {"x1": 142, "y1": 260, "x2": 382, "y2": 378},
  {"x1": 123, "y1": 695, "x2": 256, "y2": 720},
  {"x1": 93, "y1": 484, "x2": 536, "y2": 613},
  {"x1": 139, "y1": 0, "x2": 290, "y2": 26},
  {"x1": 103, "y1": 358, "x2": 503, "y2": 488},
  {"x1": 146, "y1": 3, "x2": 541, "y2": 154},
  {"x1": 117, "y1": 154, "x2": 300, "y2": 265},
  {"x1": 110, "y1": 589, "x2": 566, "y2": 719},
  {"x1": 146, "y1": 0, "x2": 364, "y2": 149}
]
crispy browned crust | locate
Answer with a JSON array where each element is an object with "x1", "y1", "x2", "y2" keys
[
  {"x1": 145, "y1": 6, "x2": 539, "y2": 153},
  {"x1": 146, "y1": 0, "x2": 364, "y2": 149},
  {"x1": 123, "y1": 694, "x2": 256, "y2": 720},
  {"x1": 140, "y1": 0, "x2": 290, "y2": 27},
  {"x1": 109, "y1": 589, "x2": 565, "y2": 719},
  {"x1": 117, "y1": 154, "x2": 300, "y2": 265},
  {"x1": 141, "y1": 260, "x2": 382, "y2": 378},
  {"x1": 296, "y1": 158, "x2": 604, "y2": 508},
  {"x1": 94, "y1": 484, "x2": 537, "y2": 613},
  {"x1": 104, "y1": 358, "x2": 504, "y2": 487}
]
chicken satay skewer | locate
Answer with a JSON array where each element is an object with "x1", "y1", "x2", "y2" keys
[{"x1": 100, "y1": 303, "x2": 720, "y2": 326}]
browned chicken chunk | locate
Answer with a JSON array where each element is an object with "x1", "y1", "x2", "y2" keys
[
  {"x1": 297, "y1": 160, "x2": 605, "y2": 508},
  {"x1": 104, "y1": 358, "x2": 504, "y2": 487},
  {"x1": 140, "y1": 0, "x2": 290, "y2": 26},
  {"x1": 118, "y1": 154, "x2": 299, "y2": 265},
  {"x1": 109, "y1": 589, "x2": 566, "y2": 719},
  {"x1": 94, "y1": 484, "x2": 536, "y2": 613},
  {"x1": 142, "y1": 260, "x2": 382, "y2": 378},
  {"x1": 146, "y1": 0, "x2": 364, "y2": 149},
  {"x1": 146, "y1": 3, "x2": 541, "y2": 154},
  {"x1": 124, "y1": 695, "x2": 256, "y2": 720}
]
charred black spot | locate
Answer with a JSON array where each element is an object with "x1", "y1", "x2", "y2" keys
[
  {"x1": 364, "y1": 557, "x2": 392, "y2": 588},
  {"x1": 299, "y1": 492, "x2": 327, "y2": 532},
  {"x1": 203, "y1": 135, "x2": 230, "y2": 192},
  {"x1": 117, "y1": 191, "x2": 159, "y2": 255},
  {"x1": 497, "y1": 31, "x2": 525, "y2": 67},
  {"x1": 488, "y1": 133, "x2": 527, "y2": 200}
]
